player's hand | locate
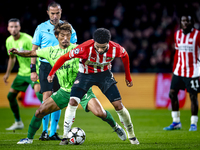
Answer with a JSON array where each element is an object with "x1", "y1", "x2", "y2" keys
[
  {"x1": 3, "y1": 74, "x2": 9, "y2": 85},
  {"x1": 8, "y1": 48, "x2": 18, "y2": 55},
  {"x1": 108, "y1": 63, "x2": 112, "y2": 70},
  {"x1": 125, "y1": 79, "x2": 133, "y2": 87},
  {"x1": 47, "y1": 75, "x2": 54, "y2": 83},
  {"x1": 31, "y1": 72, "x2": 39, "y2": 82}
]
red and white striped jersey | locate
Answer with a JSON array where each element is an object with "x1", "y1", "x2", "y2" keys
[
  {"x1": 69, "y1": 39, "x2": 126, "y2": 74},
  {"x1": 173, "y1": 28, "x2": 200, "y2": 78}
]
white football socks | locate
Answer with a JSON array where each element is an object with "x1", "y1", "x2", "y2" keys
[
  {"x1": 172, "y1": 111, "x2": 198, "y2": 126},
  {"x1": 171, "y1": 111, "x2": 180, "y2": 123},
  {"x1": 116, "y1": 107, "x2": 135, "y2": 138},
  {"x1": 63, "y1": 104, "x2": 78, "y2": 138},
  {"x1": 191, "y1": 115, "x2": 198, "y2": 126}
]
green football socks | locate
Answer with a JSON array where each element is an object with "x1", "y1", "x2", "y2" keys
[
  {"x1": 101, "y1": 110, "x2": 116, "y2": 127},
  {"x1": 7, "y1": 92, "x2": 20, "y2": 121},
  {"x1": 27, "y1": 115, "x2": 42, "y2": 139}
]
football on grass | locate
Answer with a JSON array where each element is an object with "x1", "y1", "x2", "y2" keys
[{"x1": 67, "y1": 127, "x2": 86, "y2": 145}]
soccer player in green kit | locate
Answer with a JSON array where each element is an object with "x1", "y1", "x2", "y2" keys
[
  {"x1": 9, "y1": 21, "x2": 127, "y2": 144},
  {"x1": 4, "y1": 18, "x2": 43, "y2": 130}
]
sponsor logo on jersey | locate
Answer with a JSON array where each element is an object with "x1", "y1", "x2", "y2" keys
[
  {"x1": 188, "y1": 38, "x2": 193, "y2": 43},
  {"x1": 91, "y1": 57, "x2": 95, "y2": 60},
  {"x1": 74, "y1": 48, "x2": 80, "y2": 54},
  {"x1": 74, "y1": 80, "x2": 79, "y2": 84},
  {"x1": 178, "y1": 45, "x2": 193, "y2": 52},
  {"x1": 106, "y1": 57, "x2": 112, "y2": 60},
  {"x1": 85, "y1": 60, "x2": 110, "y2": 67}
]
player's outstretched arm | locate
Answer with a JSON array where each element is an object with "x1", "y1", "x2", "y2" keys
[
  {"x1": 121, "y1": 51, "x2": 133, "y2": 87},
  {"x1": 8, "y1": 48, "x2": 38, "y2": 57},
  {"x1": 48, "y1": 52, "x2": 71, "y2": 77},
  {"x1": 3, "y1": 54, "x2": 16, "y2": 84}
]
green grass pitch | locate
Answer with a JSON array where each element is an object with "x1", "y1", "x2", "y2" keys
[{"x1": 0, "y1": 107, "x2": 199, "y2": 150}]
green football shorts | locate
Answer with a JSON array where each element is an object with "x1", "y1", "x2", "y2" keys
[
  {"x1": 11, "y1": 74, "x2": 39, "y2": 92},
  {"x1": 51, "y1": 87, "x2": 96, "y2": 112}
]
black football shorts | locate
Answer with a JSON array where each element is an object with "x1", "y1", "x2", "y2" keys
[
  {"x1": 39, "y1": 62, "x2": 60, "y2": 93},
  {"x1": 170, "y1": 74, "x2": 200, "y2": 94},
  {"x1": 70, "y1": 70, "x2": 121, "y2": 102}
]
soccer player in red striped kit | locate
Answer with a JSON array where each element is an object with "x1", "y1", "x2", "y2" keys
[
  {"x1": 163, "y1": 13, "x2": 200, "y2": 131},
  {"x1": 48, "y1": 28, "x2": 139, "y2": 144}
]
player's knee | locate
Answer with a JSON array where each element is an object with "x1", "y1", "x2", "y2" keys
[
  {"x1": 7, "y1": 93, "x2": 12, "y2": 101},
  {"x1": 113, "y1": 104, "x2": 123, "y2": 111},
  {"x1": 169, "y1": 90, "x2": 178, "y2": 102},
  {"x1": 7, "y1": 92, "x2": 17, "y2": 102},
  {"x1": 35, "y1": 107, "x2": 45, "y2": 118},
  {"x1": 33, "y1": 83, "x2": 40, "y2": 93},
  {"x1": 35, "y1": 109, "x2": 40, "y2": 118},
  {"x1": 112, "y1": 100, "x2": 123, "y2": 111},
  {"x1": 69, "y1": 97, "x2": 80, "y2": 106},
  {"x1": 93, "y1": 108, "x2": 106, "y2": 118},
  {"x1": 190, "y1": 94, "x2": 198, "y2": 105}
]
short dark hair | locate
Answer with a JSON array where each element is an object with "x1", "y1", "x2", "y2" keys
[
  {"x1": 180, "y1": 11, "x2": 194, "y2": 25},
  {"x1": 54, "y1": 21, "x2": 72, "y2": 36},
  {"x1": 47, "y1": 1, "x2": 61, "y2": 10},
  {"x1": 93, "y1": 28, "x2": 111, "y2": 44},
  {"x1": 8, "y1": 18, "x2": 20, "y2": 24}
]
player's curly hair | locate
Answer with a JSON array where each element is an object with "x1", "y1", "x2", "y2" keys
[
  {"x1": 93, "y1": 28, "x2": 111, "y2": 44},
  {"x1": 54, "y1": 21, "x2": 72, "y2": 36}
]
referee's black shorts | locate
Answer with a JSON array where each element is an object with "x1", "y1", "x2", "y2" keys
[{"x1": 39, "y1": 62, "x2": 60, "y2": 93}]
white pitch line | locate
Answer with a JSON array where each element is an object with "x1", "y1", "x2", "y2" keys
[{"x1": 0, "y1": 132, "x2": 41, "y2": 135}]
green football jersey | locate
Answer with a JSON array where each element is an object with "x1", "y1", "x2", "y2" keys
[
  {"x1": 36, "y1": 44, "x2": 78, "y2": 92},
  {"x1": 6, "y1": 32, "x2": 33, "y2": 76}
]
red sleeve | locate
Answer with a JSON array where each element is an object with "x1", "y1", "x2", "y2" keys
[
  {"x1": 49, "y1": 52, "x2": 70, "y2": 76},
  {"x1": 173, "y1": 32, "x2": 178, "y2": 72},
  {"x1": 174, "y1": 32, "x2": 178, "y2": 49},
  {"x1": 69, "y1": 46, "x2": 87, "y2": 59},
  {"x1": 113, "y1": 42, "x2": 126, "y2": 58},
  {"x1": 69, "y1": 40, "x2": 93, "y2": 59},
  {"x1": 197, "y1": 31, "x2": 200, "y2": 48},
  {"x1": 121, "y1": 51, "x2": 132, "y2": 82}
]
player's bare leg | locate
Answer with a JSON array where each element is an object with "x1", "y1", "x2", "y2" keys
[
  {"x1": 163, "y1": 89, "x2": 181, "y2": 130},
  {"x1": 39, "y1": 91, "x2": 52, "y2": 141},
  {"x1": 112, "y1": 100, "x2": 139, "y2": 144},
  {"x1": 33, "y1": 84, "x2": 43, "y2": 103},
  {"x1": 17, "y1": 97, "x2": 60, "y2": 144},
  {"x1": 189, "y1": 93, "x2": 198, "y2": 131},
  {"x1": 35, "y1": 97, "x2": 60, "y2": 118},
  {"x1": 62, "y1": 98, "x2": 79, "y2": 139},
  {"x1": 87, "y1": 98, "x2": 127, "y2": 141},
  {"x1": 6, "y1": 88, "x2": 24, "y2": 131},
  {"x1": 60, "y1": 97, "x2": 127, "y2": 145}
]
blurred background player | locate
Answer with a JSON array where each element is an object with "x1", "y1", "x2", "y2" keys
[
  {"x1": 4, "y1": 18, "x2": 43, "y2": 130},
  {"x1": 30, "y1": 2, "x2": 77, "y2": 140},
  {"x1": 163, "y1": 12, "x2": 200, "y2": 131},
  {"x1": 48, "y1": 28, "x2": 139, "y2": 144}
]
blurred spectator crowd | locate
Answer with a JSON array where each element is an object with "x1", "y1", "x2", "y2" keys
[{"x1": 0, "y1": 0, "x2": 200, "y2": 73}]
